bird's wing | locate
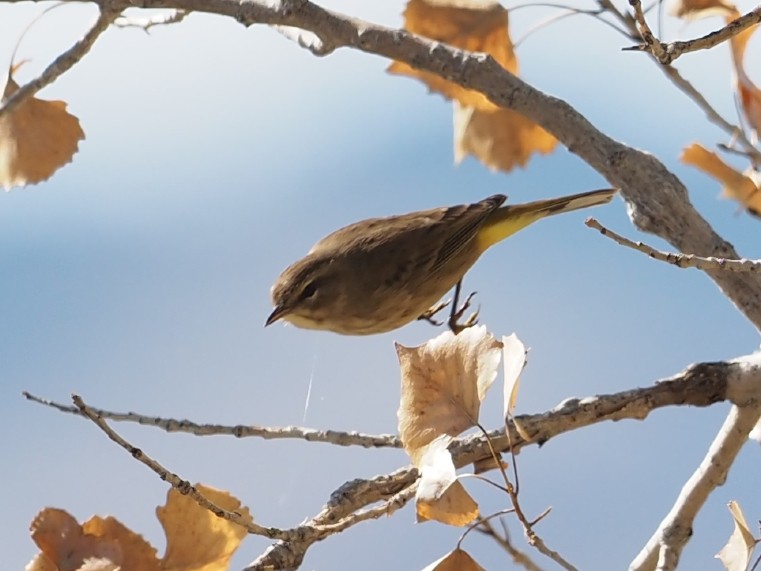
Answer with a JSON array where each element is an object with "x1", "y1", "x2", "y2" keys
[
  {"x1": 309, "y1": 195, "x2": 506, "y2": 271},
  {"x1": 429, "y1": 194, "x2": 506, "y2": 274}
]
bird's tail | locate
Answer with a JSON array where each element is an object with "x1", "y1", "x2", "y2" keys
[{"x1": 476, "y1": 188, "x2": 617, "y2": 252}]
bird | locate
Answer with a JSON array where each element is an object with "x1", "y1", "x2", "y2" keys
[{"x1": 266, "y1": 188, "x2": 617, "y2": 335}]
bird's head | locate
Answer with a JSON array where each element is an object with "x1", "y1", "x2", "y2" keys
[{"x1": 266, "y1": 254, "x2": 340, "y2": 331}]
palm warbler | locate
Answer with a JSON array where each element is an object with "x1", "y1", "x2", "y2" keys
[{"x1": 266, "y1": 188, "x2": 617, "y2": 335}]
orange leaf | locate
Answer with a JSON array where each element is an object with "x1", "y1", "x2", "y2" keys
[
  {"x1": 0, "y1": 67, "x2": 85, "y2": 190},
  {"x1": 158, "y1": 484, "x2": 251, "y2": 571},
  {"x1": 388, "y1": 0, "x2": 514, "y2": 111},
  {"x1": 681, "y1": 143, "x2": 761, "y2": 215},
  {"x1": 725, "y1": 9, "x2": 761, "y2": 139},
  {"x1": 83, "y1": 516, "x2": 160, "y2": 571},
  {"x1": 28, "y1": 508, "x2": 121, "y2": 571},
  {"x1": 388, "y1": 0, "x2": 557, "y2": 172},
  {"x1": 669, "y1": 0, "x2": 734, "y2": 19},
  {"x1": 454, "y1": 103, "x2": 556, "y2": 170}
]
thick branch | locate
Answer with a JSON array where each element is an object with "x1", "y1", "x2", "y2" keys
[{"x1": 629, "y1": 354, "x2": 761, "y2": 571}]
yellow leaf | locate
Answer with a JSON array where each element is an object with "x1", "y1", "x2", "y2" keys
[
  {"x1": 0, "y1": 64, "x2": 85, "y2": 190},
  {"x1": 501, "y1": 333, "x2": 527, "y2": 418},
  {"x1": 422, "y1": 548, "x2": 487, "y2": 571},
  {"x1": 396, "y1": 325, "x2": 502, "y2": 462},
  {"x1": 158, "y1": 484, "x2": 251, "y2": 571},
  {"x1": 388, "y1": 0, "x2": 514, "y2": 111},
  {"x1": 681, "y1": 143, "x2": 761, "y2": 215},
  {"x1": 28, "y1": 508, "x2": 121, "y2": 571},
  {"x1": 716, "y1": 500, "x2": 758, "y2": 571},
  {"x1": 415, "y1": 436, "x2": 479, "y2": 526}
]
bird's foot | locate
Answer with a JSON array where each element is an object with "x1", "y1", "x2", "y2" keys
[{"x1": 448, "y1": 291, "x2": 479, "y2": 334}]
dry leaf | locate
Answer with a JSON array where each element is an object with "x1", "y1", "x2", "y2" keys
[
  {"x1": 388, "y1": 0, "x2": 513, "y2": 111},
  {"x1": 669, "y1": 0, "x2": 734, "y2": 19},
  {"x1": 501, "y1": 333, "x2": 527, "y2": 418},
  {"x1": 28, "y1": 508, "x2": 121, "y2": 571},
  {"x1": 158, "y1": 484, "x2": 251, "y2": 571},
  {"x1": 422, "y1": 548, "x2": 487, "y2": 571},
  {"x1": 415, "y1": 436, "x2": 479, "y2": 525},
  {"x1": 454, "y1": 103, "x2": 556, "y2": 171},
  {"x1": 725, "y1": 9, "x2": 761, "y2": 139},
  {"x1": 83, "y1": 516, "x2": 160, "y2": 571},
  {"x1": 389, "y1": 0, "x2": 557, "y2": 171},
  {"x1": 396, "y1": 325, "x2": 502, "y2": 461},
  {"x1": 26, "y1": 484, "x2": 252, "y2": 571},
  {"x1": 0, "y1": 64, "x2": 85, "y2": 190},
  {"x1": 76, "y1": 559, "x2": 120, "y2": 571},
  {"x1": 716, "y1": 500, "x2": 758, "y2": 571},
  {"x1": 681, "y1": 143, "x2": 761, "y2": 215}
]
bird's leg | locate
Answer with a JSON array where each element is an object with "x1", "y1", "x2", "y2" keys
[
  {"x1": 447, "y1": 281, "x2": 479, "y2": 334},
  {"x1": 418, "y1": 282, "x2": 479, "y2": 332}
]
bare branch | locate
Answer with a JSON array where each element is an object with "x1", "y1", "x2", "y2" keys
[
  {"x1": 0, "y1": 5, "x2": 119, "y2": 118},
  {"x1": 601, "y1": 0, "x2": 760, "y2": 161},
  {"x1": 44, "y1": 350, "x2": 761, "y2": 569},
  {"x1": 22, "y1": 391, "x2": 401, "y2": 448},
  {"x1": 586, "y1": 217, "x2": 761, "y2": 272},
  {"x1": 630, "y1": 396, "x2": 761, "y2": 569},
  {"x1": 626, "y1": 5, "x2": 761, "y2": 64},
  {"x1": 71, "y1": 393, "x2": 291, "y2": 540},
  {"x1": 627, "y1": 0, "x2": 668, "y2": 61},
  {"x1": 475, "y1": 519, "x2": 546, "y2": 571}
]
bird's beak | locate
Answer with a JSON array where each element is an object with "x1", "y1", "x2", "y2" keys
[{"x1": 265, "y1": 305, "x2": 289, "y2": 327}]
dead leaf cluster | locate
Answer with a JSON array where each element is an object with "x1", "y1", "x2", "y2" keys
[
  {"x1": 25, "y1": 485, "x2": 250, "y2": 571},
  {"x1": 396, "y1": 326, "x2": 527, "y2": 569}
]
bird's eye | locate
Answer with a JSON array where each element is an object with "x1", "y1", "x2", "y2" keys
[{"x1": 300, "y1": 281, "x2": 319, "y2": 300}]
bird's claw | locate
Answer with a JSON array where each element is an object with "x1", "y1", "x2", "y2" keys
[{"x1": 417, "y1": 299, "x2": 451, "y2": 326}]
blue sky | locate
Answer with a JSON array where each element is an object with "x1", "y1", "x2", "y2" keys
[{"x1": 3, "y1": 1, "x2": 761, "y2": 570}]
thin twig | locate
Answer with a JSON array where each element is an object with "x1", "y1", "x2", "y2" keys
[
  {"x1": 457, "y1": 509, "x2": 518, "y2": 549},
  {"x1": 473, "y1": 422, "x2": 574, "y2": 570},
  {"x1": 0, "y1": 5, "x2": 120, "y2": 118},
  {"x1": 475, "y1": 519, "x2": 545, "y2": 571},
  {"x1": 658, "y1": 65, "x2": 761, "y2": 164},
  {"x1": 626, "y1": 5, "x2": 761, "y2": 64},
  {"x1": 71, "y1": 393, "x2": 291, "y2": 540},
  {"x1": 604, "y1": 0, "x2": 761, "y2": 161},
  {"x1": 23, "y1": 391, "x2": 401, "y2": 448},
  {"x1": 586, "y1": 218, "x2": 761, "y2": 272},
  {"x1": 627, "y1": 0, "x2": 667, "y2": 61}
]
